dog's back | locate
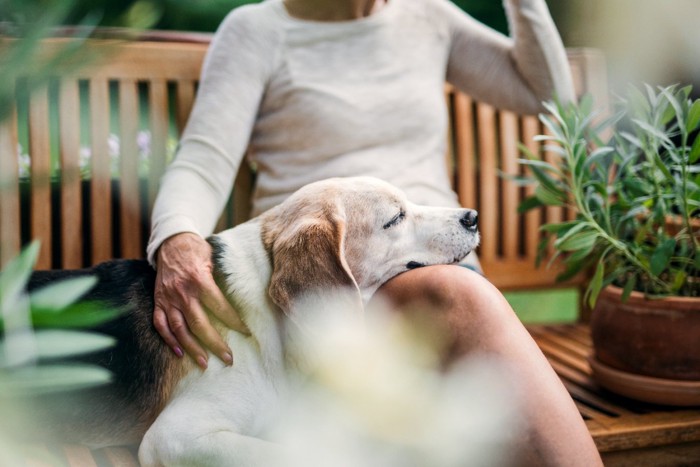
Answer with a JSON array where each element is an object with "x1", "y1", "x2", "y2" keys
[{"x1": 21, "y1": 260, "x2": 186, "y2": 446}]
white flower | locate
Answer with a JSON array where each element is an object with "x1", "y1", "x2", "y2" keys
[{"x1": 16, "y1": 144, "x2": 30, "y2": 178}]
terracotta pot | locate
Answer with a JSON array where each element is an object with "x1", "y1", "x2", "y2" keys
[{"x1": 590, "y1": 285, "x2": 700, "y2": 381}]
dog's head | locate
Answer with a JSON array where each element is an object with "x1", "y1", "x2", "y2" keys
[{"x1": 260, "y1": 177, "x2": 479, "y2": 327}]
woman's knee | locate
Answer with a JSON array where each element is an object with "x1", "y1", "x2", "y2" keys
[
  {"x1": 375, "y1": 265, "x2": 518, "y2": 361},
  {"x1": 376, "y1": 265, "x2": 515, "y2": 328}
]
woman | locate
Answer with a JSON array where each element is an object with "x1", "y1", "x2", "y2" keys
[{"x1": 148, "y1": 0, "x2": 602, "y2": 464}]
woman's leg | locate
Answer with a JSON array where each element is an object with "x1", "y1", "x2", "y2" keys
[{"x1": 374, "y1": 265, "x2": 602, "y2": 467}]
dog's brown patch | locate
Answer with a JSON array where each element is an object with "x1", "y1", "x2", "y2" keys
[{"x1": 260, "y1": 193, "x2": 363, "y2": 325}]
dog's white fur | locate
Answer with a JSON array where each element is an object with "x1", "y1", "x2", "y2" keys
[{"x1": 138, "y1": 176, "x2": 479, "y2": 466}]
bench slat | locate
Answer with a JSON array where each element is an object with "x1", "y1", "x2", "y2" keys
[
  {"x1": 0, "y1": 107, "x2": 21, "y2": 265},
  {"x1": 59, "y1": 79, "x2": 84, "y2": 268},
  {"x1": 175, "y1": 80, "x2": 196, "y2": 134},
  {"x1": 147, "y1": 78, "x2": 169, "y2": 212},
  {"x1": 476, "y1": 103, "x2": 498, "y2": 263},
  {"x1": 89, "y1": 78, "x2": 113, "y2": 264},
  {"x1": 499, "y1": 110, "x2": 520, "y2": 259},
  {"x1": 118, "y1": 79, "x2": 143, "y2": 259},
  {"x1": 453, "y1": 92, "x2": 477, "y2": 210},
  {"x1": 28, "y1": 85, "x2": 53, "y2": 269},
  {"x1": 63, "y1": 444, "x2": 99, "y2": 467},
  {"x1": 521, "y1": 115, "x2": 542, "y2": 261}
]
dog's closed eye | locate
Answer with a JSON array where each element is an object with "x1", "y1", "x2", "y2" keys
[{"x1": 383, "y1": 210, "x2": 405, "y2": 230}]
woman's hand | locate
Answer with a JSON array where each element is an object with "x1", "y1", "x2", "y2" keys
[{"x1": 153, "y1": 232, "x2": 248, "y2": 369}]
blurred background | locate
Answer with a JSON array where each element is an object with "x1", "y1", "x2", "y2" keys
[
  {"x1": 3, "y1": 0, "x2": 698, "y2": 95},
  {"x1": 2, "y1": 0, "x2": 699, "y2": 322}
]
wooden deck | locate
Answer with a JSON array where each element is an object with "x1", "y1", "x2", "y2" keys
[
  {"x1": 13, "y1": 324, "x2": 700, "y2": 466},
  {"x1": 529, "y1": 324, "x2": 700, "y2": 466}
]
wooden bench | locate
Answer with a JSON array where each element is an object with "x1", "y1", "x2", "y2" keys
[{"x1": 2, "y1": 33, "x2": 699, "y2": 466}]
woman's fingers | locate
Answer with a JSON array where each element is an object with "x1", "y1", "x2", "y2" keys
[
  {"x1": 164, "y1": 303, "x2": 209, "y2": 368},
  {"x1": 200, "y1": 279, "x2": 250, "y2": 336},
  {"x1": 155, "y1": 277, "x2": 233, "y2": 369},
  {"x1": 153, "y1": 305, "x2": 184, "y2": 357},
  {"x1": 153, "y1": 232, "x2": 239, "y2": 369},
  {"x1": 154, "y1": 278, "x2": 210, "y2": 367},
  {"x1": 181, "y1": 296, "x2": 234, "y2": 367}
]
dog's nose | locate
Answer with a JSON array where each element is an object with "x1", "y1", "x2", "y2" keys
[{"x1": 460, "y1": 210, "x2": 478, "y2": 231}]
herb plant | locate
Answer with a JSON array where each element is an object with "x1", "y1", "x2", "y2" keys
[{"x1": 518, "y1": 85, "x2": 700, "y2": 306}]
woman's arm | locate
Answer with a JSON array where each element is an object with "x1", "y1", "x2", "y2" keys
[
  {"x1": 147, "y1": 6, "x2": 278, "y2": 367},
  {"x1": 443, "y1": 0, "x2": 575, "y2": 114}
]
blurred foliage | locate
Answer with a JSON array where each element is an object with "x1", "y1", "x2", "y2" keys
[
  {"x1": 0, "y1": 241, "x2": 121, "y2": 396},
  {"x1": 452, "y1": 0, "x2": 507, "y2": 34},
  {"x1": 0, "y1": 0, "x2": 163, "y2": 122},
  {"x1": 0, "y1": 242, "x2": 120, "y2": 462},
  {"x1": 0, "y1": 0, "x2": 565, "y2": 123},
  {"x1": 0, "y1": 0, "x2": 91, "y2": 121},
  {"x1": 2, "y1": 0, "x2": 519, "y2": 34}
]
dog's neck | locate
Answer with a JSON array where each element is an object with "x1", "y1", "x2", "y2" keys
[
  {"x1": 209, "y1": 221, "x2": 318, "y2": 372},
  {"x1": 209, "y1": 220, "x2": 277, "y2": 329}
]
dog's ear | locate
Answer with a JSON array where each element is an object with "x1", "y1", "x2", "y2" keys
[{"x1": 265, "y1": 210, "x2": 363, "y2": 331}]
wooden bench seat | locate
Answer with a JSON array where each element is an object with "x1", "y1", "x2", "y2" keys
[{"x1": 2, "y1": 31, "x2": 699, "y2": 465}]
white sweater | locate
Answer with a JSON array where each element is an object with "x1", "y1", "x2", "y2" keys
[{"x1": 147, "y1": 0, "x2": 574, "y2": 264}]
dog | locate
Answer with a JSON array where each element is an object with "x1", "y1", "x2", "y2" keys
[{"x1": 25, "y1": 176, "x2": 479, "y2": 465}]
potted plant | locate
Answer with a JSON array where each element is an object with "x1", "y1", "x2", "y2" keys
[{"x1": 517, "y1": 84, "x2": 700, "y2": 405}]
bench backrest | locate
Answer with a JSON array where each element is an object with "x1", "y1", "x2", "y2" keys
[{"x1": 0, "y1": 35, "x2": 607, "y2": 290}]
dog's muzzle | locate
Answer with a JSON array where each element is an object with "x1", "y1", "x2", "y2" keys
[{"x1": 460, "y1": 210, "x2": 479, "y2": 232}]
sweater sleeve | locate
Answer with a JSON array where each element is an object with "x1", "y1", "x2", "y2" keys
[
  {"x1": 444, "y1": 0, "x2": 575, "y2": 115},
  {"x1": 146, "y1": 7, "x2": 275, "y2": 265}
]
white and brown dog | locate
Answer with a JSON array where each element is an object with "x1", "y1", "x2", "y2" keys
[{"x1": 27, "y1": 176, "x2": 479, "y2": 465}]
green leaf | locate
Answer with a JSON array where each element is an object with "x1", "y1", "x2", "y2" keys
[
  {"x1": 29, "y1": 276, "x2": 97, "y2": 312},
  {"x1": 631, "y1": 118, "x2": 672, "y2": 145},
  {"x1": 578, "y1": 93, "x2": 594, "y2": 116},
  {"x1": 535, "y1": 236, "x2": 550, "y2": 268},
  {"x1": 518, "y1": 156, "x2": 564, "y2": 196},
  {"x1": 619, "y1": 132, "x2": 643, "y2": 152},
  {"x1": 584, "y1": 147, "x2": 615, "y2": 169},
  {"x1": 33, "y1": 330, "x2": 115, "y2": 359},
  {"x1": 541, "y1": 144, "x2": 567, "y2": 157},
  {"x1": 672, "y1": 270, "x2": 688, "y2": 294},
  {"x1": 653, "y1": 154, "x2": 675, "y2": 183},
  {"x1": 622, "y1": 178, "x2": 652, "y2": 197},
  {"x1": 556, "y1": 230, "x2": 598, "y2": 252},
  {"x1": 532, "y1": 135, "x2": 559, "y2": 143},
  {"x1": 556, "y1": 256, "x2": 591, "y2": 282},
  {"x1": 518, "y1": 195, "x2": 544, "y2": 214},
  {"x1": 540, "y1": 221, "x2": 581, "y2": 234},
  {"x1": 517, "y1": 158, "x2": 562, "y2": 176},
  {"x1": 535, "y1": 185, "x2": 565, "y2": 206},
  {"x1": 498, "y1": 169, "x2": 533, "y2": 186},
  {"x1": 650, "y1": 238, "x2": 676, "y2": 276},
  {"x1": 539, "y1": 113, "x2": 566, "y2": 142},
  {"x1": 0, "y1": 364, "x2": 112, "y2": 397},
  {"x1": 31, "y1": 301, "x2": 122, "y2": 329},
  {"x1": 0, "y1": 241, "x2": 40, "y2": 318},
  {"x1": 552, "y1": 222, "x2": 588, "y2": 241},
  {"x1": 568, "y1": 243, "x2": 597, "y2": 264},
  {"x1": 621, "y1": 274, "x2": 636, "y2": 302},
  {"x1": 687, "y1": 100, "x2": 700, "y2": 133},
  {"x1": 627, "y1": 86, "x2": 651, "y2": 118},
  {"x1": 588, "y1": 261, "x2": 605, "y2": 308},
  {"x1": 690, "y1": 135, "x2": 700, "y2": 164},
  {"x1": 660, "y1": 86, "x2": 684, "y2": 126}
]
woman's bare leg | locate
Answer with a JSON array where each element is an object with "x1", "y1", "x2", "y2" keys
[{"x1": 374, "y1": 265, "x2": 602, "y2": 467}]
